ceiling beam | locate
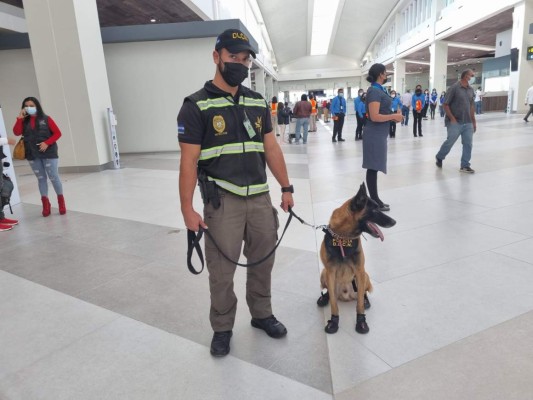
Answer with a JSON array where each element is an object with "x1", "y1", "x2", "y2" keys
[{"x1": 445, "y1": 41, "x2": 495, "y2": 52}]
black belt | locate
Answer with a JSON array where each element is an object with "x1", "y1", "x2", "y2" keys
[{"x1": 186, "y1": 207, "x2": 306, "y2": 274}]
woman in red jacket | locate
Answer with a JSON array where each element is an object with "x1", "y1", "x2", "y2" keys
[{"x1": 13, "y1": 97, "x2": 66, "y2": 216}]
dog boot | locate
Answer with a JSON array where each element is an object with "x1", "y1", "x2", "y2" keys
[
  {"x1": 355, "y1": 313, "x2": 369, "y2": 334},
  {"x1": 41, "y1": 196, "x2": 51, "y2": 217},
  {"x1": 364, "y1": 293, "x2": 371, "y2": 309},
  {"x1": 57, "y1": 194, "x2": 67, "y2": 215},
  {"x1": 317, "y1": 289, "x2": 329, "y2": 307},
  {"x1": 325, "y1": 315, "x2": 339, "y2": 334}
]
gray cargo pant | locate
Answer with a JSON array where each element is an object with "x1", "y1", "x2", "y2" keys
[{"x1": 203, "y1": 190, "x2": 279, "y2": 332}]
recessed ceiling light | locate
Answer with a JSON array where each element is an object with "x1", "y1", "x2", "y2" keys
[{"x1": 150, "y1": 18, "x2": 156, "y2": 23}]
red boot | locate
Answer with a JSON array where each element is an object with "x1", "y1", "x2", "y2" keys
[
  {"x1": 58, "y1": 194, "x2": 67, "y2": 215},
  {"x1": 41, "y1": 196, "x2": 51, "y2": 217}
]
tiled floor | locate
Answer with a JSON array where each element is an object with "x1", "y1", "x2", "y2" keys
[{"x1": 1, "y1": 112, "x2": 533, "y2": 399}]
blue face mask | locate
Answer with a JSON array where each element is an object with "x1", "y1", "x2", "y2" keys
[
  {"x1": 468, "y1": 76, "x2": 476, "y2": 85},
  {"x1": 25, "y1": 106, "x2": 37, "y2": 115},
  {"x1": 338, "y1": 93, "x2": 344, "y2": 98}
]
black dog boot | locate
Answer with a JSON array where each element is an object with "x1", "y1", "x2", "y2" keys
[
  {"x1": 317, "y1": 289, "x2": 330, "y2": 307},
  {"x1": 355, "y1": 313, "x2": 369, "y2": 334},
  {"x1": 325, "y1": 315, "x2": 339, "y2": 334},
  {"x1": 364, "y1": 293, "x2": 371, "y2": 309}
]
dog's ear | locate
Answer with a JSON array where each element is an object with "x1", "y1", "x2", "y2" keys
[{"x1": 350, "y1": 183, "x2": 368, "y2": 212}]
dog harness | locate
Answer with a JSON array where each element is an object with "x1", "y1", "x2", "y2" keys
[{"x1": 323, "y1": 226, "x2": 359, "y2": 258}]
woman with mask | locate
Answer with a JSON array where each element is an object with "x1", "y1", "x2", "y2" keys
[
  {"x1": 354, "y1": 89, "x2": 364, "y2": 140},
  {"x1": 429, "y1": 89, "x2": 438, "y2": 120},
  {"x1": 389, "y1": 90, "x2": 401, "y2": 138},
  {"x1": 362, "y1": 63, "x2": 403, "y2": 211},
  {"x1": 439, "y1": 91, "x2": 446, "y2": 118},
  {"x1": 411, "y1": 85, "x2": 425, "y2": 137},
  {"x1": 13, "y1": 97, "x2": 66, "y2": 217},
  {"x1": 422, "y1": 89, "x2": 430, "y2": 120}
]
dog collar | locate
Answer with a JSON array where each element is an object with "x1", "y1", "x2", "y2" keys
[{"x1": 323, "y1": 226, "x2": 359, "y2": 258}]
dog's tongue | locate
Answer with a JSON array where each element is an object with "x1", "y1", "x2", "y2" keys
[{"x1": 367, "y1": 222, "x2": 384, "y2": 241}]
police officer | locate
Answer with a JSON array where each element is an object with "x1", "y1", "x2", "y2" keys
[{"x1": 177, "y1": 29, "x2": 294, "y2": 357}]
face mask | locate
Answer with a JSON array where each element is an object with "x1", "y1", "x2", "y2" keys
[
  {"x1": 468, "y1": 76, "x2": 475, "y2": 85},
  {"x1": 218, "y1": 60, "x2": 249, "y2": 87},
  {"x1": 358, "y1": 92, "x2": 363, "y2": 97},
  {"x1": 338, "y1": 93, "x2": 344, "y2": 98},
  {"x1": 382, "y1": 76, "x2": 388, "y2": 84},
  {"x1": 415, "y1": 89, "x2": 422, "y2": 95},
  {"x1": 25, "y1": 106, "x2": 37, "y2": 115},
  {"x1": 391, "y1": 94, "x2": 396, "y2": 98}
]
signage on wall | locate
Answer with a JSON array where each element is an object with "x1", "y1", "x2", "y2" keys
[{"x1": 527, "y1": 46, "x2": 533, "y2": 61}]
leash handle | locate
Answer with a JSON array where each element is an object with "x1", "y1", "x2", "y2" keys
[{"x1": 187, "y1": 228, "x2": 204, "y2": 274}]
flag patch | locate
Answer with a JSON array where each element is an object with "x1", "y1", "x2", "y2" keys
[{"x1": 177, "y1": 123, "x2": 185, "y2": 135}]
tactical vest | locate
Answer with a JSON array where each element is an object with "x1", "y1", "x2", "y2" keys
[
  {"x1": 23, "y1": 116, "x2": 58, "y2": 160},
  {"x1": 186, "y1": 84, "x2": 270, "y2": 197}
]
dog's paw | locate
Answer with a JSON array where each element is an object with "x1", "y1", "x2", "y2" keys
[
  {"x1": 364, "y1": 293, "x2": 371, "y2": 309},
  {"x1": 325, "y1": 315, "x2": 339, "y2": 334},
  {"x1": 317, "y1": 291, "x2": 330, "y2": 307},
  {"x1": 355, "y1": 313, "x2": 369, "y2": 334}
]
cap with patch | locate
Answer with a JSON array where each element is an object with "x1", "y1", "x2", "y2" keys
[{"x1": 215, "y1": 29, "x2": 257, "y2": 59}]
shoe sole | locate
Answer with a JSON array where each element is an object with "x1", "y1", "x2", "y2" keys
[
  {"x1": 251, "y1": 320, "x2": 287, "y2": 338},
  {"x1": 459, "y1": 169, "x2": 475, "y2": 173}
]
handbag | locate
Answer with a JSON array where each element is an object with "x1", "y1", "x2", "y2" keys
[{"x1": 13, "y1": 137, "x2": 25, "y2": 160}]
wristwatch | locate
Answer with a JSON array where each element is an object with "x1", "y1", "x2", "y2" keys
[{"x1": 281, "y1": 185, "x2": 294, "y2": 193}]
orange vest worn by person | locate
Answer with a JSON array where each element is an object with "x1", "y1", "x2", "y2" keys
[
  {"x1": 271, "y1": 102, "x2": 277, "y2": 116},
  {"x1": 310, "y1": 99, "x2": 317, "y2": 115}
]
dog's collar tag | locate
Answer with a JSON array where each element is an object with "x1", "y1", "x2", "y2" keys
[{"x1": 332, "y1": 238, "x2": 354, "y2": 248}]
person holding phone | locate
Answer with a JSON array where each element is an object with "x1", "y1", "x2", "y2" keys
[{"x1": 13, "y1": 96, "x2": 66, "y2": 216}]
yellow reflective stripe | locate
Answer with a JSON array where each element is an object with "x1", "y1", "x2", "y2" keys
[
  {"x1": 240, "y1": 96, "x2": 267, "y2": 108},
  {"x1": 208, "y1": 177, "x2": 269, "y2": 197},
  {"x1": 199, "y1": 142, "x2": 264, "y2": 160},
  {"x1": 196, "y1": 98, "x2": 234, "y2": 111}
]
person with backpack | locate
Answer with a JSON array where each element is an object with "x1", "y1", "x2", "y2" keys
[
  {"x1": 0, "y1": 136, "x2": 19, "y2": 231},
  {"x1": 411, "y1": 85, "x2": 426, "y2": 137},
  {"x1": 277, "y1": 102, "x2": 290, "y2": 140},
  {"x1": 13, "y1": 96, "x2": 67, "y2": 217}
]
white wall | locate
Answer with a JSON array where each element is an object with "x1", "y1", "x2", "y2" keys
[
  {"x1": 495, "y1": 29, "x2": 512, "y2": 58},
  {"x1": 0, "y1": 48, "x2": 40, "y2": 131},
  {"x1": 103, "y1": 37, "x2": 215, "y2": 153}
]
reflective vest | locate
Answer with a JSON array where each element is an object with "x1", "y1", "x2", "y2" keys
[
  {"x1": 271, "y1": 102, "x2": 277, "y2": 116},
  {"x1": 310, "y1": 99, "x2": 317, "y2": 114},
  {"x1": 185, "y1": 82, "x2": 270, "y2": 197}
]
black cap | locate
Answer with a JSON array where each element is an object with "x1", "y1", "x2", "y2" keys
[{"x1": 215, "y1": 29, "x2": 257, "y2": 58}]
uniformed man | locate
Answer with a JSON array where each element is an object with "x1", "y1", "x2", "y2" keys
[{"x1": 177, "y1": 29, "x2": 294, "y2": 357}]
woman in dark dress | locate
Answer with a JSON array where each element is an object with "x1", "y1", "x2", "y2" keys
[{"x1": 362, "y1": 64, "x2": 403, "y2": 211}]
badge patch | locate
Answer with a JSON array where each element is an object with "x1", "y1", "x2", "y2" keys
[
  {"x1": 213, "y1": 115, "x2": 226, "y2": 135},
  {"x1": 177, "y1": 123, "x2": 185, "y2": 135},
  {"x1": 255, "y1": 116, "x2": 262, "y2": 131}
]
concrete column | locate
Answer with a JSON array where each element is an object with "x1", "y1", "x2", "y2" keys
[
  {"x1": 393, "y1": 59, "x2": 406, "y2": 94},
  {"x1": 265, "y1": 74, "x2": 273, "y2": 101},
  {"x1": 253, "y1": 67, "x2": 266, "y2": 98},
  {"x1": 22, "y1": 0, "x2": 113, "y2": 171},
  {"x1": 429, "y1": 41, "x2": 448, "y2": 93},
  {"x1": 509, "y1": 1, "x2": 533, "y2": 113}
]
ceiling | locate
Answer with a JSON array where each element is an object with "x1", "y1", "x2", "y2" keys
[{"x1": 0, "y1": 0, "x2": 515, "y2": 78}]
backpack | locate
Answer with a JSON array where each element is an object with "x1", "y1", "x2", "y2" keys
[
  {"x1": 1, "y1": 172, "x2": 14, "y2": 213},
  {"x1": 415, "y1": 99, "x2": 422, "y2": 111}
]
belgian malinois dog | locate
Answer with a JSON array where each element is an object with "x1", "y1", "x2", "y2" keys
[{"x1": 317, "y1": 183, "x2": 396, "y2": 334}]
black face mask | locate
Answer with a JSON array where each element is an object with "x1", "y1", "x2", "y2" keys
[
  {"x1": 218, "y1": 60, "x2": 249, "y2": 87},
  {"x1": 383, "y1": 76, "x2": 388, "y2": 84},
  {"x1": 415, "y1": 89, "x2": 422, "y2": 95}
]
